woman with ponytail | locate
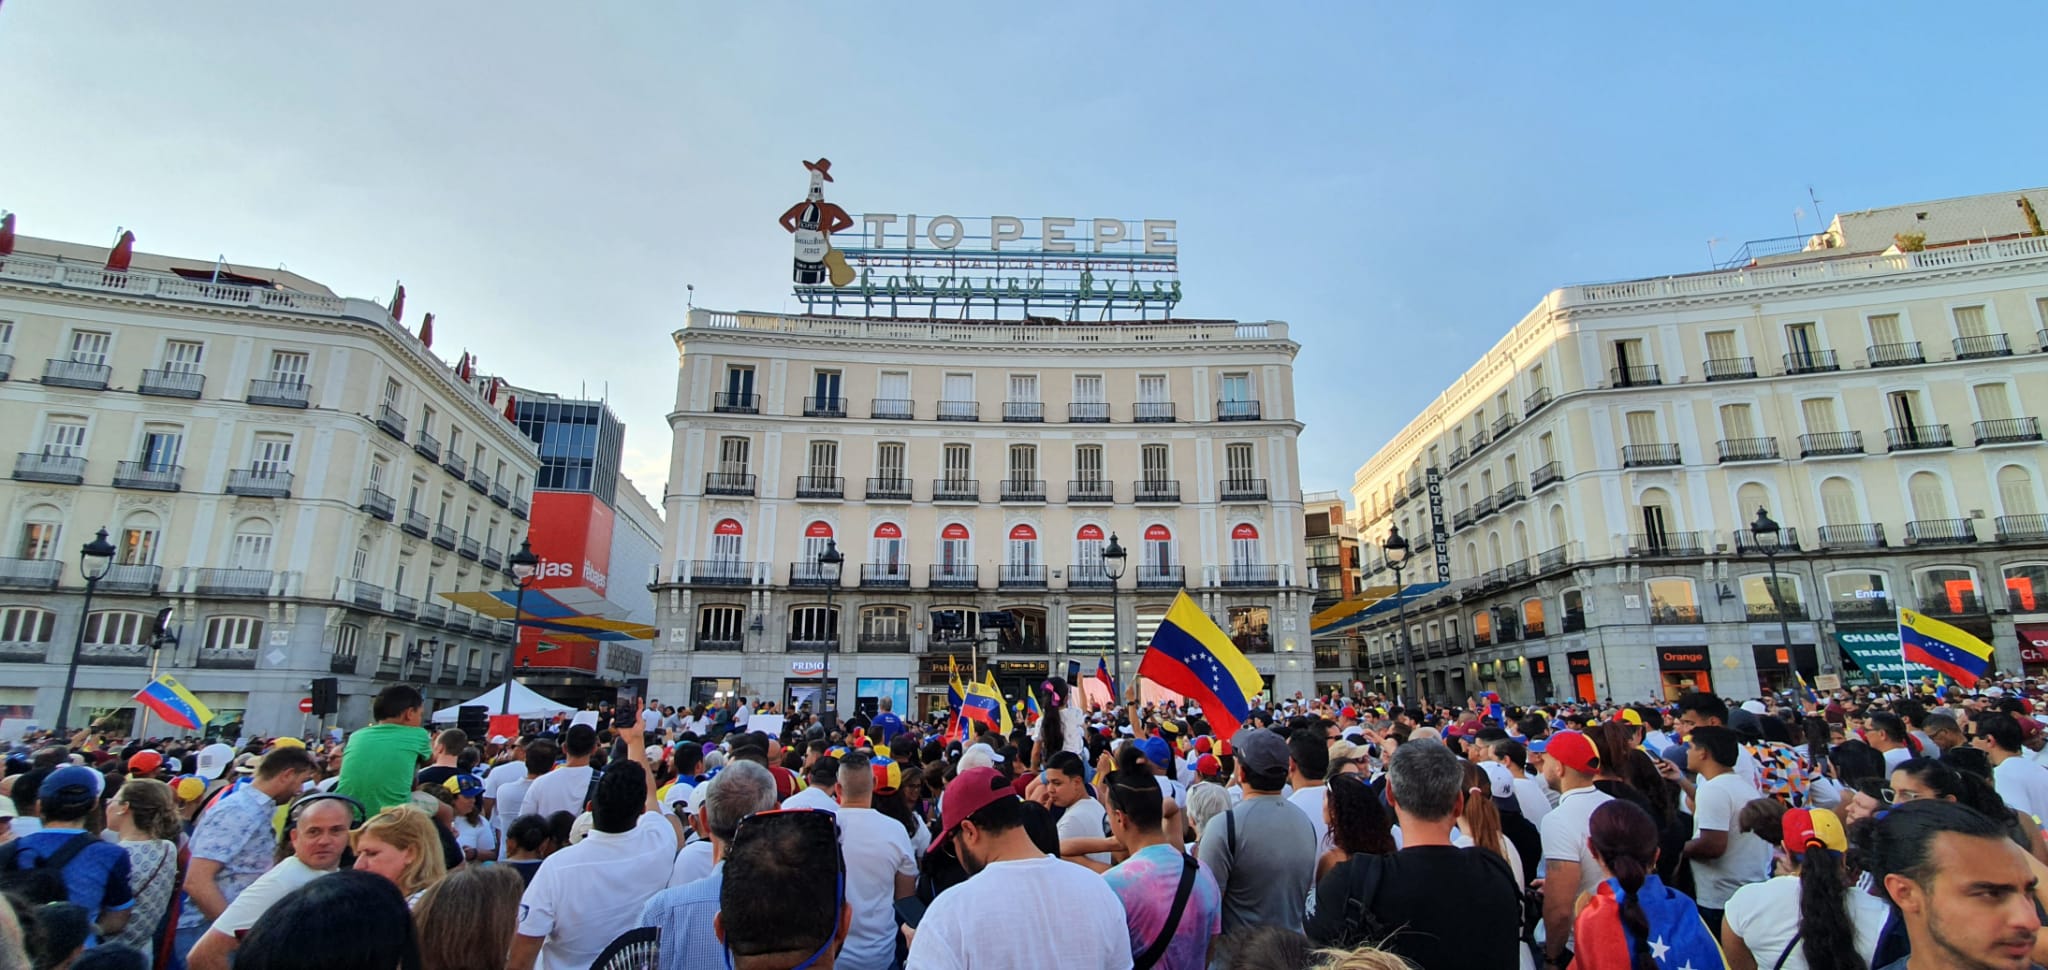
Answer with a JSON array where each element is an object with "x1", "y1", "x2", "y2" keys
[
  {"x1": 1572, "y1": 799, "x2": 1724, "y2": 969},
  {"x1": 1720, "y1": 806, "x2": 1885, "y2": 970}
]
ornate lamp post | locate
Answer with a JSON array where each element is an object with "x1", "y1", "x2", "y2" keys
[
  {"x1": 502, "y1": 539, "x2": 540, "y2": 717},
  {"x1": 1749, "y1": 508, "x2": 1813, "y2": 683},
  {"x1": 1102, "y1": 534, "x2": 1128, "y2": 702},
  {"x1": 55, "y1": 528, "x2": 117, "y2": 734},
  {"x1": 818, "y1": 539, "x2": 844, "y2": 730},
  {"x1": 1383, "y1": 525, "x2": 1419, "y2": 708}
]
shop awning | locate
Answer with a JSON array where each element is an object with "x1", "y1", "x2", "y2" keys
[
  {"x1": 438, "y1": 588, "x2": 656, "y2": 643},
  {"x1": 1310, "y1": 582, "x2": 1448, "y2": 638}
]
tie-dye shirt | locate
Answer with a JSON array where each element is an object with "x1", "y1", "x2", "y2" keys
[{"x1": 1103, "y1": 844, "x2": 1222, "y2": 970}]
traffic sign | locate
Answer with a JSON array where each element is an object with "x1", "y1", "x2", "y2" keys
[{"x1": 298, "y1": 697, "x2": 314, "y2": 714}]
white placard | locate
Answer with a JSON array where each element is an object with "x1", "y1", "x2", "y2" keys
[{"x1": 749, "y1": 714, "x2": 785, "y2": 739}]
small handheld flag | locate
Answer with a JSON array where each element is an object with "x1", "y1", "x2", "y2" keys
[
  {"x1": 983, "y1": 671, "x2": 1015, "y2": 735},
  {"x1": 134, "y1": 675, "x2": 214, "y2": 731},
  {"x1": 1899, "y1": 609, "x2": 1994, "y2": 686},
  {"x1": 947, "y1": 655, "x2": 965, "y2": 712},
  {"x1": 1138, "y1": 592, "x2": 1266, "y2": 738},
  {"x1": 1095, "y1": 656, "x2": 1116, "y2": 704}
]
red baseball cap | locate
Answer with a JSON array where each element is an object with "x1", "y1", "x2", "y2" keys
[
  {"x1": 1194, "y1": 754, "x2": 1222, "y2": 778},
  {"x1": 932, "y1": 767, "x2": 1019, "y2": 847},
  {"x1": 127, "y1": 750, "x2": 163, "y2": 774},
  {"x1": 1546, "y1": 731, "x2": 1600, "y2": 775},
  {"x1": 1340, "y1": 706, "x2": 1358, "y2": 720},
  {"x1": 1194, "y1": 737, "x2": 1213, "y2": 755}
]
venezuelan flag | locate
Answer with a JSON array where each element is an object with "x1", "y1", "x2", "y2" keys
[
  {"x1": 1024, "y1": 694, "x2": 1041, "y2": 724},
  {"x1": 133, "y1": 674, "x2": 214, "y2": 731},
  {"x1": 1139, "y1": 591, "x2": 1265, "y2": 738},
  {"x1": 982, "y1": 671, "x2": 1015, "y2": 735},
  {"x1": 960, "y1": 680, "x2": 1007, "y2": 734},
  {"x1": 947, "y1": 655, "x2": 965, "y2": 713},
  {"x1": 1095, "y1": 656, "x2": 1116, "y2": 702},
  {"x1": 1899, "y1": 608, "x2": 1994, "y2": 686}
]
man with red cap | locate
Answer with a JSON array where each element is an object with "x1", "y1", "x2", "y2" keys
[{"x1": 1537, "y1": 731, "x2": 1613, "y2": 970}]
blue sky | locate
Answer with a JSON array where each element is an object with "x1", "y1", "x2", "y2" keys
[{"x1": 5, "y1": 3, "x2": 2042, "y2": 501}]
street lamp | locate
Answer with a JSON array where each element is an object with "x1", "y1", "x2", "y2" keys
[
  {"x1": 1383, "y1": 525, "x2": 1420, "y2": 709},
  {"x1": 55, "y1": 528, "x2": 117, "y2": 735},
  {"x1": 1102, "y1": 534, "x2": 1128, "y2": 704},
  {"x1": 818, "y1": 539, "x2": 844, "y2": 731},
  {"x1": 1749, "y1": 508, "x2": 1813, "y2": 687},
  {"x1": 502, "y1": 539, "x2": 540, "y2": 718}
]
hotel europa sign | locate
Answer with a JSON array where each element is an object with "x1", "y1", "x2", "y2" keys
[{"x1": 779, "y1": 158, "x2": 1181, "y2": 319}]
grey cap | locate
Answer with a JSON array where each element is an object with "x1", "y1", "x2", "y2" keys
[{"x1": 1229, "y1": 726, "x2": 1289, "y2": 776}]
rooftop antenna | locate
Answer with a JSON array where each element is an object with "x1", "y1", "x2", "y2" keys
[
  {"x1": 686, "y1": 284, "x2": 695, "y2": 310},
  {"x1": 1706, "y1": 237, "x2": 1724, "y2": 269},
  {"x1": 1807, "y1": 185, "x2": 1824, "y2": 229}
]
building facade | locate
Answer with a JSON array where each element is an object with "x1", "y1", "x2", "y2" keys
[
  {"x1": 650, "y1": 308, "x2": 1314, "y2": 717},
  {"x1": 1341, "y1": 189, "x2": 2048, "y2": 705},
  {"x1": 0, "y1": 234, "x2": 538, "y2": 735}
]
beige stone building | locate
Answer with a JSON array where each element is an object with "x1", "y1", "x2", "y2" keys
[
  {"x1": 0, "y1": 234, "x2": 537, "y2": 734},
  {"x1": 1340, "y1": 188, "x2": 2048, "y2": 704},
  {"x1": 651, "y1": 308, "x2": 1314, "y2": 715}
]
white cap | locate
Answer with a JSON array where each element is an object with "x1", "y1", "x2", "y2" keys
[
  {"x1": 570, "y1": 811, "x2": 594, "y2": 844},
  {"x1": 959, "y1": 743, "x2": 1005, "y2": 771},
  {"x1": 1478, "y1": 761, "x2": 1515, "y2": 800},
  {"x1": 687, "y1": 779, "x2": 712, "y2": 815},
  {"x1": 1986, "y1": 686, "x2": 2007, "y2": 698},
  {"x1": 1740, "y1": 700, "x2": 1767, "y2": 715},
  {"x1": 195, "y1": 743, "x2": 236, "y2": 779},
  {"x1": 490, "y1": 735, "x2": 511, "y2": 745}
]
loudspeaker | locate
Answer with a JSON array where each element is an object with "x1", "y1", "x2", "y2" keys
[
  {"x1": 457, "y1": 705, "x2": 489, "y2": 740},
  {"x1": 309, "y1": 677, "x2": 339, "y2": 717},
  {"x1": 978, "y1": 610, "x2": 1017, "y2": 631}
]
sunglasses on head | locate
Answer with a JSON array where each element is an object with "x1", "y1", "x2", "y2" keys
[{"x1": 725, "y1": 809, "x2": 844, "y2": 970}]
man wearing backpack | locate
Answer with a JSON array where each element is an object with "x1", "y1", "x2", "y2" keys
[{"x1": 0, "y1": 766, "x2": 133, "y2": 942}]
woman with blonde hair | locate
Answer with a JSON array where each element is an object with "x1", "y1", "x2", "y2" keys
[
  {"x1": 105, "y1": 777, "x2": 184, "y2": 968},
  {"x1": 352, "y1": 806, "x2": 448, "y2": 904},
  {"x1": 412, "y1": 863, "x2": 525, "y2": 970}
]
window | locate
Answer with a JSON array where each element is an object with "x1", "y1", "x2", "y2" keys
[
  {"x1": 1819, "y1": 477, "x2": 1859, "y2": 526},
  {"x1": 1539, "y1": 432, "x2": 1556, "y2": 464},
  {"x1": 18, "y1": 507, "x2": 61, "y2": 560},
  {"x1": 800, "y1": 522, "x2": 834, "y2": 568},
  {"x1": 2004, "y1": 563, "x2": 2048, "y2": 613},
  {"x1": 1138, "y1": 374, "x2": 1168, "y2": 403},
  {"x1": 1141, "y1": 444, "x2": 1169, "y2": 484},
  {"x1": 724, "y1": 366, "x2": 755, "y2": 398},
  {"x1": 942, "y1": 373, "x2": 973, "y2": 406},
  {"x1": 1221, "y1": 373, "x2": 1250, "y2": 402},
  {"x1": 1562, "y1": 589, "x2": 1586, "y2": 631},
  {"x1": 870, "y1": 523, "x2": 903, "y2": 570},
  {"x1": 140, "y1": 425, "x2": 183, "y2": 470},
  {"x1": 1472, "y1": 610, "x2": 1493, "y2": 647},
  {"x1": 1998, "y1": 466, "x2": 2039, "y2": 517},
  {"x1": 1143, "y1": 525, "x2": 1174, "y2": 572},
  {"x1": 1522, "y1": 598, "x2": 1546, "y2": 636},
  {"x1": 940, "y1": 524, "x2": 970, "y2": 570},
  {"x1": 162, "y1": 340, "x2": 204, "y2": 374},
  {"x1": 1741, "y1": 574, "x2": 1803, "y2": 620},
  {"x1": 446, "y1": 427, "x2": 463, "y2": 457},
  {"x1": 1825, "y1": 571, "x2": 1891, "y2": 616},
  {"x1": 230, "y1": 519, "x2": 274, "y2": 570},
  {"x1": 40, "y1": 417, "x2": 87, "y2": 457},
  {"x1": 1007, "y1": 444, "x2": 1037, "y2": 484},
  {"x1": 351, "y1": 536, "x2": 373, "y2": 580},
  {"x1": 251, "y1": 434, "x2": 294, "y2": 475},
  {"x1": 381, "y1": 633, "x2": 403, "y2": 663},
  {"x1": 1868, "y1": 313, "x2": 1904, "y2": 346},
  {"x1": 1914, "y1": 567, "x2": 1982, "y2": 616},
  {"x1": 942, "y1": 444, "x2": 972, "y2": 483},
  {"x1": 789, "y1": 606, "x2": 839, "y2": 646},
  {"x1": 1638, "y1": 488, "x2": 1672, "y2": 548},
  {"x1": 875, "y1": 442, "x2": 906, "y2": 483},
  {"x1": 1953, "y1": 305, "x2": 1991, "y2": 338},
  {"x1": 1613, "y1": 338, "x2": 1647, "y2": 378},
  {"x1": 1801, "y1": 399, "x2": 1839, "y2": 434},
  {"x1": 1704, "y1": 330, "x2": 1738, "y2": 361},
  {"x1": 473, "y1": 444, "x2": 487, "y2": 471},
  {"x1": 695, "y1": 607, "x2": 745, "y2": 647},
  {"x1": 1646, "y1": 578, "x2": 1699, "y2": 623},
  {"x1": 1719, "y1": 404, "x2": 1757, "y2": 440},
  {"x1": 812, "y1": 369, "x2": 842, "y2": 404},
  {"x1": 1075, "y1": 445, "x2": 1104, "y2": 484},
  {"x1": 84, "y1": 611, "x2": 149, "y2": 647},
  {"x1": 1073, "y1": 374, "x2": 1104, "y2": 404},
  {"x1": 877, "y1": 371, "x2": 910, "y2": 407},
  {"x1": 1075, "y1": 524, "x2": 1104, "y2": 565},
  {"x1": 710, "y1": 519, "x2": 744, "y2": 563},
  {"x1": 420, "y1": 405, "x2": 437, "y2": 437},
  {"x1": 861, "y1": 606, "x2": 909, "y2": 641},
  {"x1": 1908, "y1": 471, "x2": 1949, "y2": 520},
  {"x1": 382, "y1": 377, "x2": 403, "y2": 409},
  {"x1": 807, "y1": 440, "x2": 839, "y2": 479},
  {"x1": 1785, "y1": 321, "x2": 1819, "y2": 358},
  {"x1": 1974, "y1": 384, "x2": 2015, "y2": 422},
  {"x1": 1007, "y1": 524, "x2": 1038, "y2": 568},
  {"x1": 1228, "y1": 606, "x2": 1270, "y2": 652},
  {"x1": 0, "y1": 608, "x2": 55, "y2": 645},
  {"x1": 1229, "y1": 523, "x2": 1260, "y2": 567},
  {"x1": 1008, "y1": 374, "x2": 1039, "y2": 403},
  {"x1": 267, "y1": 351, "x2": 309, "y2": 385},
  {"x1": 1624, "y1": 411, "x2": 1661, "y2": 445},
  {"x1": 69, "y1": 331, "x2": 111, "y2": 366},
  {"x1": 717, "y1": 437, "x2": 751, "y2": 475},
  {"x1": 118, "y1": 513, "x2": 160, "y2": 566},
  {"x1": 1529, "y1": 362, "x2": 1546, "y2": 394},
  {"x1": 1888, "y1": 390, "x2": 1926, "y2": 429},
  {"x1": 204, "y1": 616, "x2": 265, "y2": 652},
  {"x1": 1225, "y1": 443, "x2": 1256, "y2": 484},
  {"x1": 0, "y1": 320, "x2": 11, "y2": 349}
]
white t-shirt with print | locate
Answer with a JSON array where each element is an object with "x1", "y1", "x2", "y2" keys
[
  {"x1": 836, "y1": 807, "x2": 919, "y2": 970},
  {"x1": 517, "y1": 812, "x2": 678, "y2": 970}
]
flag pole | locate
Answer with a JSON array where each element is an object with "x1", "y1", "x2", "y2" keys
[{"x1": 135, "y1": 654, "x2": 161, "y2": 741}]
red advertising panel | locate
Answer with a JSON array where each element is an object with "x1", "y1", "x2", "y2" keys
[
  {"x1": 805, "y1": 521, "x2": 834, "y2": 538},
  {"x1": 1144, "y1": 524, "x2": 1171, "y2": 541},
  {"x1": 1009, "y1": 524, "x2": 1037, "y2": 541},
  {"x1": 2019, "y1": 624, "x2": 2048, "y2": 666},
  {"x1": 1077, "y1": 524, "x2": 1104, "y2": 541},
  {"x1": 519, "y1": 492, "x2": 619, "y2": 673},
  {"x1": 942, "y1": 523, "x2": 970, "y2": 540},
  {"x1": 1231, "y1": 523, "x2": 1259, "y2": 540},
  {"x1": 874, "y1": 523, "x2": 902, "y2": 539}
]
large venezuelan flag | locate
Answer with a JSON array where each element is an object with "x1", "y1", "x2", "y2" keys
[
  {"x1": 133, "y1": 674, "x2": 214, "y2": 731},
  {"x1": 1899, "y1": 608, "x2": 1994, "y2": 685},
  {"x1": 1138, "y1": 592, "x2": 1265, "y2": 738}
]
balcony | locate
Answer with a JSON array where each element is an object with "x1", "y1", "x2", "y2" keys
[
  {"x1": 933, "y1": 478, "x2": 980, "y2": 503},
  {"x1": 999, "y1": 564, "x2": 1047, "y2": 589},
  {"x1": 688, "y1": 560, "x2": 754, "y2": 586},
  {"x1": 42, "y1": 358, "x2": 111, "y2": 390},
  {"x1": 99, "y1": 564, "x2": 162, "y2": 593},
  {"x1": 1886, "y1": 425, "x2": 1953, "y2": 452},
  {"x1": 1066, "y1": 480, "x2": 1114, "y2": 504},
  {"x1": 1219, "y1": 564, "x2": 1280, "y2": 588},
  {"x1": 77, "y1": 642, "x2": 150, "y2": 667},
  {"x1": 1997, "y1": 515, "x2": 2048, "y2": 542},
  {"x1": 795, "y1": 475, "x2": 844, "y2": 500},
  {"x1": 1703, "y1": 356, "x2": 1757, "y2": 382},
  {"x1": 1217, "y1": 399, "x2": 1262, "y2": 421},
  {"x1": 704, "y1": 472, "x2": 757, "y2": 496},
  {"x1": 1622, "y1": 443, "x2": 1681, "y2": 467},
  {"x1": 225, "y1": 468, "x2": 292, "y2": 498},
  {"x1": 1220, "y1": 478, "x2": 1269, "y2": 502},
  {"x1": 1134, "y1": 401, "x2": 1176, "y2": 423},
  {"x1": 1815, "y1": 524, "x2": 1887, "y2": 550},
  {"x1": 467, "y1": 470, "x2": 490, "y2": 495},
  {"x1": 1524, "y1": 387, "x2": 1553, "y2": 414},
  {"x1": 1134, "y1": 480, "x2": 1181, "y2": 504},
  {"x1": 481, "y1": 545, "x2": 503, "y2": 570},
  {"x1": 14, "y1": 452, "x2": 85, "y2": 485},
  {"x1": 713, "y1": 391, "x2": 760, "y2": 414},
  {"x1": 864, "y1": 477, "x2": 913, "y2": 502},
  {"x1": 788, "y1": 639, "x2": 840, "y2": 656},
  {"x1": 1955, "y1": 333, "x2": 2013, "y2": 360},
  {"x1": 802, "y1": 396, "x2": 846, "y2": 418},
  {"x1": 0, "y1": 353, "x2": 10, "y2": 380},
  {"x1": 857, "y1": 635, "x2": 912, "y2": 653},
  {"x1": 1650, "y1": 605, "x2": 1703, "y2": 625},
  {"x1": 1905, "y1": 519, "x2": 1977, "y2": 546},
  {"x1": 696, "y1": 638, "x2": 743, "y2": 652},
  {"x1": 1003, "y1": 401, "x2": 1044, "y2": 422},
  {"x1": 1138, "y1": 565, "x2": 1184, "y2": 590},
  {"x1": 1628, "y1": 532, "x2": 1705, "y2": 557},
  {"x1": 194, "y1": 568, "x2": 273, "y2": 596},
  {"x1": 1717, "y1": 437, "x2": 1781, "y2": 463},
  {"x1": 138, "y1": 368, "x2": 204, "y2": 399},
  {"x1": 351, "y1": 581, "x2": 386, "y2": 610},
  {"x1": 1448, "y1": 446, "x2": 1468, "y2": 468},
  {"x1": 1474, "y1": 495, "x2": 1498, "y2": 518},
  {"x1": 511, "y1": 496, "x2": 529, "y2": 520},
  {"x1": 359, "y1": 487, "x2": 395, "y2": 521},
  {"x1": 1799, "y1": 431, "x2": 1865, "y2": 457},
  {"x1": 1491, "y1": 413, "x2": 1515, "y2": 438},
  {"x1": 490, "y1": 482, "x2": 510, "y2": 508},
  {"x1": 1469, "y1": 428, "x2": 1491, "y2": 450},
  {"x1": 329, "y1": 653, "x2": 361, "y2": 674},
  {"x1": 1394, "y1": 490, "x2": 1412, "y2": 509},
  {"x1": 412, "y1": 431, "x2": 440, "y2": 462},
  {"x1": 1869, "y1": 342, "x2": 1925, "y2": 368},
  {"x1": 1918, "y1": 593, "x2": 1988, "y2": 619},
  {"x1": 195, "y1": 648, "x2": 257, "y2": 670},
  {"x1": 400, "y1": 510, "x2": 429, "y2": 538},
  {"x1": 1537, "y1": 544, "x2": 1570, "y2": 573},
  {"x1": 391, "y1": 593, "x2": 418, "y2": 618},
  {"x1": 1783, "y1": 350, "x2": 1839, "y2": 375},
  {"x1": 0, "y1": 557, "x2": 62, "y2": 590},
  {"x1": 860, "y1": 563, "x2": 911, "y2": 588},
  {"x1": 432, "y1": 525, "x2": 457, "y2": 551},
  {"x1": 1000, "y1": 479, "x2": 1046, "y2": 503},
  {"x1": 1831, "y1": 598, "x2": 1896, "y2": 622},
  {"x1": 420, "y1": 601, "x2": 447, "y2": 626},
  {"x1": 1067, "y1": 563, "x2": 1115, "y2": 590},
  {"x1": 1745, "y1": 603, "x2": 1810, "y2": 623},
  {"x1": 936, "y1": 400, "x2": 978, "y2": 422},
  {"x1": 1452, "y1": 508, "x2": 1475, "y2": 531},
  {"x1": 1610, "y1": 364, "x2": 1662, "y2": 387},
  {"x1": 374, "y1": 403, "x2": 407, "y2": 439},
  {"x1": 872, "y1": 398, "x2": 915, "y2": 420},
  {"x1": 1495, "y1": 482, "x2": 1525, "y2": 509},
  {"x1": 246, "y1": 378, "x2": 310, "y2": 408},
  {"x1": 107, "y1": 461, "x2": 180, "y2": 492},
  {"x1": 458, "y1": 536, "x2": 481, "y2": 561},
  {"x1": 1068, "y1": 402, "x2": 1110, "y2": 423},
  {"x1": 442, "y1": 453, "x2": 467, "y2": 479},
  {"x1": 1734, "y1": 527, "x2": 1802, "y2": 554},
  {"x1": 1531, "y1": 461, "x2": 1563, "y2": 491},
  {"x1": 789, "y1": 563, "x2": 841, "y2": 588},
  {"x1": 1975, "y1": 418, "x2": 2043, "y2": 446},
  {"x1": 2041, "y1": 328, "x2": 2048, "y2": 352},
  {"x1": 929, "y1": 564, "x2": 979, "y2": 589}
]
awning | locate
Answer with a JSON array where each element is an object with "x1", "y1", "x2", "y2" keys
[
  {"x1": 432, "y1": 681, "x2": 578, "y2": 720},
  {"x1": 438, "y1": 588, "x2": 656, "y2": 643},
  {"x1": 1310, "y1": 583, "x2": 1448, "y2": 638}
]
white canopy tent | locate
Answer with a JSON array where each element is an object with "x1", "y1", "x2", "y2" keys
[{"x1": 432, "y1": 681, "x2": 577, "y2": 721}]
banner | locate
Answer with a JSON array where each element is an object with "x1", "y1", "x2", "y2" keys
[
  {"x1": 2018, "y1": 624, "x2": 2048, "y2": 666},
  {"x1": 1834, "y1": 627, "x2": 1937, "y2": 683}
]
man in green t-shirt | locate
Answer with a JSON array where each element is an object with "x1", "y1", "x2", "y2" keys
[{"x1": 335, "y1": 684, "x2": 433, "y2": 812}]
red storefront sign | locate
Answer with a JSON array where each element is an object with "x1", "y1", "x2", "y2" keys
[
  {"x1": 2019, "y1": 624, "x2": 2048, "y2": 666},
  {"x1": 1077, "y1": 524, "x2": 1104, "y2": 541}
]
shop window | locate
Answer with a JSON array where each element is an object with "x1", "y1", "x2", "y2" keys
[
  {"x1": 1471, "y1": 610, "x2": 1493, "y2": 647},
  {"x1": 1646, "y1": 578, "x2": 1698, "y2": 624},
  {"x1": 2003, "y1": 563, "x2": 2048, "y2": 613},
  {"x1": 1913, "y1": 567, "x2": 1983, "y2": 617},
  {"x1": 1824, "y1": 571, "x2": 1892, "y2": 620},
  {"x1": 1521, "y1": 598, "x2": 1546, "y2": 637},
  {"x1": 1740, "y1": 574, "x2": 1804, "y2": 621},
  {"x1": 1227, "y1": 606, "x2": 1271, "y2": 653}
]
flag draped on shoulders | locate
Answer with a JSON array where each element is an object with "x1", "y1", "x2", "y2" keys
[
  {"x1": 1138, "y1": 591, "x2": 1265, "y2": 738},
  {"x1": 1572, "y1": 875, "x2": 1726, "y2": 970}
]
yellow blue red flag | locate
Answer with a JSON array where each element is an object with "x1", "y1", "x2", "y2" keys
[
  {"x1": 1899, "y1": 608, "x2": 1994, "y2": 685},
  {"x1": 1139, "y1": 591, "x2": 1265, "y2": 737},
  {"x1": 134, "y1": 674, "x2": 214, "y2": 731}
]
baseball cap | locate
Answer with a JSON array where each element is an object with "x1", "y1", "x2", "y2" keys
[
  {"x1": 268, "y1": 737, "x2": 306, "y2": 751},
  {"x1": 444, "y1": 774, "x2": 485, "y2": 799},
  {"x1": 959, "y1": 743, "x2": 1006, "y2": 771},
  {"x1": 195, "y1": 743, "x2": 235, "y2": 779},
  {"x1": 1740, "y1": 700, "x2": 1768, "y2": 716},
  {"x1": 1138, "y1": 737, "x2": 1172, "y2": 771},
  {"x1": 1782, "y1": 807, "x2": 1848, "y2": 854},
  {"x1": 490, "y1": 735, "x2": 511, "y2": 745},
  {"x1": 932, "y1": 767, "x2": 1019, "y2": 847},
  {"x1": 1229, "y1": 727, "x2": 1289, "y2": 777},
  {"x1": 39, "y1": 765, "x2": 105, "y2": 809},
  {"x1": 873, "y1": 756, "x2": 902, "y2": 795},
  {"x1": 1194, "y1": 754, "x2": 1223, "y2": 779},
  {"x1": 1193, "y1": 737, "x2": 1213, "y2": 755},
  {"x1": 1545, "y1": 731, "x2": 1600, "y2": 775},
  {"x1": 127, "y1": 750, "x2": 164, "y2": 775},
  {"x1": 172, "y1": 776, "x2": 205, "y2": 801},
  {"x1": 1340, "y1": 706, "x2": 1358, "y2": 720},
  {"x1": 1478, "y1": 760, "x2": 1517, "y2": 810},
  {"x1": 1613, "y1": 709, "x2": 1643, "y2": 727}
]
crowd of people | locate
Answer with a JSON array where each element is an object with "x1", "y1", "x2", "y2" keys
[{"x1": 5, "y1": 675, "x2": 2048, "y2": 970}]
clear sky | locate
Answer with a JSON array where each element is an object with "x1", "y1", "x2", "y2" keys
[{"x1": 6, "y1": 4, "x2": 2042, "y2": 505}]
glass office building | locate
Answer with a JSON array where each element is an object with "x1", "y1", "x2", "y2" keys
[{"x1": 514, "y1": 396, "x2": 624, "y2": 507}]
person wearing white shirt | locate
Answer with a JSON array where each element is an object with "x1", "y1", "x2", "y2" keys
[
  {"x1": 1042, "y1": 751, "x2": 1113, "y2": 868},
  {"x1": 784, "y1": 757, "x2": 842, "y2": 814},
  {"x1": 1537, "y1": 731, "x2": 1614, "y2": 969},
  {"x1": 518, "y1": 725, "x2": 598, "y2": 820},
  {"x1": 1979, "y1": 712, "x2": 2048, "y2": 825},
  {"x1": 1490, "y1": 739, "x2": 1551, "y2": 824},
  {"x1": 186, "y1": 797, "x2": 353, "y2": 970},
  {"x1": 1285, "y1": 731, "x2": 1332, "y2": 854},
  {"x1": 831, "y1": 753, "x2": 918, "y2": 970},
  {"x1": 1676, "y1": 726, "x2": 1773, "y2": 933},
  {"x1": 492, "y1": 741, "x2": 551, "y2": 861},
  {"x1": 511, "y1": 708, "x2": 683, "y2": 970},
  {"x1": 480, "y1": 742, "x2": 528, "y2": 819}
]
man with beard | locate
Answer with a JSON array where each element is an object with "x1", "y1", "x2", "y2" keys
[
  {"x1": 905, "y1": 766, "x2": 1131, "y2": 969},
  {"x1": 1874, "y1": 799, "x2": 2041, "y2": 970}
]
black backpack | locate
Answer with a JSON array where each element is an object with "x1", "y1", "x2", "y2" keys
[{"x1": 0, "y1": 836, "x2": 94, "y2": 905}]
